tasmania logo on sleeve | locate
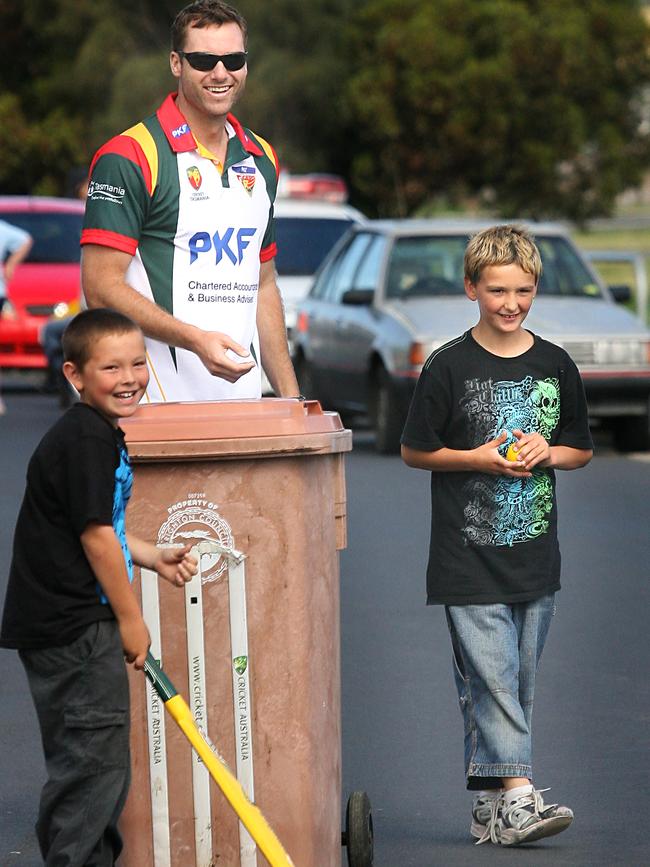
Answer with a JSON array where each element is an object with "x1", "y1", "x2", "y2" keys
[{"x1": 232, "y1": 165, "x2": 256, "y2": 195}]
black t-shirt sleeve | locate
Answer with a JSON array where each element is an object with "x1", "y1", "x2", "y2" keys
[
  {"x1": 556, "y1": 353, "x2": 594, "y2": 450},
  {"x1": 401, "y1": 360, "x2": 451, "y2": 451},
  {"x1": 65, "y1": 433, "x2": 118, "y2": 536}
]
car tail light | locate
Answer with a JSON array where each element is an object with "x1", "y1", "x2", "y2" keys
[
  {"x1": 283, "y1": 174, "x2": 348, "y2": 203},
  {"x1": 296, "y1": 311, "x2": 310, "y2": 334}
]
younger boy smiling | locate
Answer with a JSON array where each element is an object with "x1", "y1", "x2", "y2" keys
[
  {"x1": 1, "y1": 309, "x2": 197, "y2": 865},
  {"x1": 401, "y1": 225, "x2": 593, "y2": 846}
]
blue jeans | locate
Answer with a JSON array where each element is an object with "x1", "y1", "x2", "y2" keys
[{"x1": 445, "y1": 594, "x2": 555, "y2": 790}]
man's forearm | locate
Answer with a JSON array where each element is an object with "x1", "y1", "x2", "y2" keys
[
  {"x1": 257, "y1": 261, "x2": 299, "y2": 396},
  {"x1": 81, "y1": 245, "x2": 201, "y2": 352}
]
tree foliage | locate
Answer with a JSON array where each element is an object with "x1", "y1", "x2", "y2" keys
[
  {"x1": 1, "y1": 0, "x2": 649, "y2": 219},
  {"x1": 344, "y1": 0, "x2": 650, "y2": 219}
]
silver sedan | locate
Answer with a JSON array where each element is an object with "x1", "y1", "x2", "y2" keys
[{"x1": 293, "y1": 219, "x2": 650, "y2": 453}]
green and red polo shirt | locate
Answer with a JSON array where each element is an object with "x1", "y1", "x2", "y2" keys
[{"x1": 81, "y1": 93, "x2": 279, "y2": 402}]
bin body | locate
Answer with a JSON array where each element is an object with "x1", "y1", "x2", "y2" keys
[{"x1": 116, "y1": 399, "x2": 351, "y2": 867}]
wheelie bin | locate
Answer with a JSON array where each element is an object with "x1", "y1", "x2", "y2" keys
[{"x1": 116, "y1": 398, "x2": 373, "y2": 867}]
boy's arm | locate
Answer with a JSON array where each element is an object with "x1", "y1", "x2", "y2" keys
[
  {"x1": 81, "y1": 523, "x2": 150, "y2": 669},
  {"x1": 402, "y1": 430, "x2": 532, "y2": 477},
  {"x1": 127, "y1": 533, "x2": 197, "y2": 588}
]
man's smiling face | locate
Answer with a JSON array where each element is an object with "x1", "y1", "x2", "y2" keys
[{"x1": 171, "y1": 22, "x2": 247, "y2": 125}]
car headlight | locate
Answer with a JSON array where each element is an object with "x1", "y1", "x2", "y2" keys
[
  {"x1": 561, "y1": 339, "x2": 650, "y2": 366},
  {"x1": 594, "y1": 340, "x2": 648, "y2": 365},
  {"x1": 408, "y1": 340, "x2": 448, "y2": 368},
  {"x1": 52, "y1": 302, "x2": 71, "y2": 319}
]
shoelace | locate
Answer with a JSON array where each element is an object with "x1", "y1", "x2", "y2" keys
[
  {"x1": 475, "y1": 787, "x2": 557, "y2": 846},
  {"x1": 475, "y1": 795, "x2": 501, "y2": 845}
]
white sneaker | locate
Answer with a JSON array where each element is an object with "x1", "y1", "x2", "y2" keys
[
  {"x1": 470, "y1": 792, "x2": 500, "y2": 840},
  {"x1": 475, "y1": 787, "x2": 573, "y2": 846}
]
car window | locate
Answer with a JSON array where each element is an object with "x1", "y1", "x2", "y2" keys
[
  {"x1": 384, "y1": 234, "x2": 603, "y2": 299},
  {"x1": 273, "y1": 217, "x2": 355, "y2": 276},
  {"x1": 353, "y1": 234, "x2": 388, "y2": 291},
  {"x1": 536, "y1": 237, "x2": 602, "y2": 297},
  {"x1": 1, "y1": 211, "x2": 83, "y2": 264},
  {"x1": 310, "y1": 247, "x2": 343, "y2": 300},
  {"x1": 386, "y1": 236, "x2": 466, "y2": 298},
  {"x1": 322, "y1": 233, "x2": 373, "y2": 303}
]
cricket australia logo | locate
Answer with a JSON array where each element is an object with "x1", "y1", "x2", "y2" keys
[
  {"x1": 157, "y1": 492, "x2": 233, "y2": 584},
  {"x1": 233, "y1": 655, "x2": 248, "y2": 675}
]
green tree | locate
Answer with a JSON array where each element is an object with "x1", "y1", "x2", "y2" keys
[
  {"x1": 236, "y1": 0, "x2": 355, "y2": 175},
  {"x1": 344, "y1": 0, "x2": 650, "y2": 219},
  {"x1": 0, "y1": 0, "x2": 173, "y2": 194}
]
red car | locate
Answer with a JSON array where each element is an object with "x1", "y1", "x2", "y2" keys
[{"x1": 0, "y1": 196, "x2": 84, "y2": 371}]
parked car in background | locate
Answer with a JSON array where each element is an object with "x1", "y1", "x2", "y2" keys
[
  {"x1": 293, "y1": 219, "x2": 650, "y2": 453},
  {"x1": 0, "y1": 196, "x2": 84, "y2": 374},
  {"x1": 273, "y1": 196, "x2": 364, "y2": 340}
]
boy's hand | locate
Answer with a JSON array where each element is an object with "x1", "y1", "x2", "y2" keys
[
  {"x1": 119, "y1": 614, "x2": 151, "y2": 670},
  {"x1": 154, "y1": 545, "x2": 198, "y2": 587},
  {"x1": 474, "y1": 430, "x2": 532, "y2": 477},
  {"x1": 511, "y1": 428, "x2": 551, "y2": 470}
]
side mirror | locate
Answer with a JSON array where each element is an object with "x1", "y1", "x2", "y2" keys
[
  {"x1": 609, "y1": 284, "x2": 632, "y2": 304},
  {"x1": 341, "y1": 288, "x2": 374, "y2": 306}
]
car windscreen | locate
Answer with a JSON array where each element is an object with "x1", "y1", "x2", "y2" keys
[
  {"x1": 1, "y1": 211, "x2": 83, "y2": 264},
  {"x1": 273, "y1": 217, "x2": 354, "y2": 276},
  {"x1": 384, "y1": 235, "x2": 603, "y2": 299}
]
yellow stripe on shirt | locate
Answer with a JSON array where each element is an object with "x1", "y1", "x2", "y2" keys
[{"x1": 123, "y1": 122, "x2": 159, "y2": 194}]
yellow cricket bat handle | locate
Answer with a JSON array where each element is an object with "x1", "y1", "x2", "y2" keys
[{"x1": 165, "y1": 694, "x2": 295, "y2": 867}]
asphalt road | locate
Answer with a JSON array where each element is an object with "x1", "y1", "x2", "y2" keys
[
  {"x1": 1, "y1": 393, "x2": 649, "y2": 867},
  {"x1": 341, "y1": 430, "x2": 650, "y2": 867}
]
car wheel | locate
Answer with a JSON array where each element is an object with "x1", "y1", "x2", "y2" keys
[
  {"x1": 294, "y1": 353, "x2": 316, "y2": 400},
  {"x1": 372, "y1": 368, "x2": 403, "y2": 455},
  {"x1": 612, "y1": 413, "x2": 650, "y2": 452}
]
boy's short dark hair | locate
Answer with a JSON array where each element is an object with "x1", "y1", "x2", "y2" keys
[
  {"x1": 464, "y1": 224, "x2": 543, "y2": 285},
  {"x1": 171, "y1": 0, "x2": 248, "y2": 51},
  {"x1": 62, "y1": 309, "x2": 142, "y2": 370}
]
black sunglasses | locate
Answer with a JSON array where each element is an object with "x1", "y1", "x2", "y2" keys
[{"x1": 177, "y1": 50, "x2": 248, "y2": 72}]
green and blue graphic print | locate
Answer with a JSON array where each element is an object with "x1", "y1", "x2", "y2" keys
[{"x1": 460, "y1": 375, "x2": 560, "y2": 547}]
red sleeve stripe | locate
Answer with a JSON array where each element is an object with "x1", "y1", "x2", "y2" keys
[
  {"x1": 88, "y1": 133, "x2": 153, "y2": 195},
  {"x1": 80, "y1": 228, "x2": 138, "y2": 256},
  {"x1": 260, "y1": 242, "x2": 277, "y2": 263}
]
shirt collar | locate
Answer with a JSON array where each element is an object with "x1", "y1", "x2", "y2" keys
[{"x1": 157, "y1": 92, "x2": 263, "y2": 157}]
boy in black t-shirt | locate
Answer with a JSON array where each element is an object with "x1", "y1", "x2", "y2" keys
[
  {"x1": 401, "y1": 225, "x2": 593, "y2": 847},
  {"x1": 0, "y1": 309, "x2": 197, "y2": 866}
]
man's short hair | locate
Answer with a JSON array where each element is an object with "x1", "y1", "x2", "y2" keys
[
  {"x1": 171, "y1": 0, "x2": 248, "y2": 51},
  {"x1": 62, "y1": 309, "x2": 142, "y2": 370},
  {"x1": 464, "y1": 224, "x2": 542, "y2": 285}
]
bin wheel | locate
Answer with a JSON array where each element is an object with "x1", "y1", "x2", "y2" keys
[{"x1": 344, "y1": 791, "x2": 374, "y2": 867}]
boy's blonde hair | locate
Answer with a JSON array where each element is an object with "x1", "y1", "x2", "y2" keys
[{"x1": 464, "y1": 224, "x2": 542, "y2": 285}]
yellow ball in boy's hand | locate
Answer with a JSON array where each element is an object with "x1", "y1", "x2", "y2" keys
[{"x1": 505, "y1": 443, "x2": 520, "y2": 462}]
